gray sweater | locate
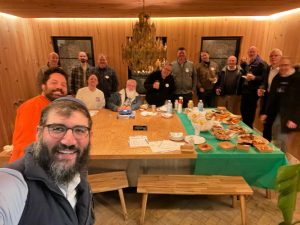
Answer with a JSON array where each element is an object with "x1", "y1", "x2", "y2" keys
[{"x1": 171, "y1": 60, "x2": 197, "y2": 95}]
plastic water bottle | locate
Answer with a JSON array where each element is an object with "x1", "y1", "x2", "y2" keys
[
  {"x1": 198, "y1": 100, "x2": 204, "y2": 112},
  {"x1": 177, "y1": 97, "x2": 183, "y2": 113},
  {"x1": 174, "y1": 100, "x2": 178, "y2": 111},
  {"x1": 167, "y1": 100, "x2": 173, "y2": 114}
]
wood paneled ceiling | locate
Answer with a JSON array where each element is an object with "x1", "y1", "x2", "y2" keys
[{"x1": 0, "y1": 0, "x2": 300, "y2": 18}]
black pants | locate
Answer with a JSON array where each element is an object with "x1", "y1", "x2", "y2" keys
[
  {"x1": 173, "y1": 93, "x2": 193, "y2": 108},
  {"x1": 197, "y1": 89, "x2": 216, "y2": 108},
  {"x1": 240, "y1": 93, "x2": 259, "y2": 128},
  {"x1": 262, "y1": 114, "x2": 276, "y2": 141}
]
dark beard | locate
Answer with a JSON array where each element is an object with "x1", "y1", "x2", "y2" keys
[
  {"x1": 44, "y1": 88, "x2": 65, "y2": 101},
  {"x1": 33, "y1": 141, "x2": 90, "y2": 185}
]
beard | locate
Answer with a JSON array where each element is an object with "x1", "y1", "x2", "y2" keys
[
  {"x1": 33, "y1": 139, "x2": 90, "y2": 186},
  {"x1": 80, "y1": 59, "x2": 87, "y2": 63},
  {"x1": 126, "y1": 88, "x2": 137, "y2": 99},
  {"x1": 44, "y1": 88, "x2": 66, "y2": 101}
]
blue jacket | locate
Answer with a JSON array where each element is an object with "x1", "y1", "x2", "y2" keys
[{"x1": 107, "y1": 91, "x2": 142, "y2": 112}]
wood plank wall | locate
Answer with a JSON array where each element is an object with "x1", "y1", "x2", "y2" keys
[{"x1": 1, "y1": 12, "x2": 300, "y2": 149}]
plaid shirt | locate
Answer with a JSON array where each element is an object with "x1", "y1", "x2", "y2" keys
[{"x1": 70, "y1": 64, "x2": 93, "y2": 95}]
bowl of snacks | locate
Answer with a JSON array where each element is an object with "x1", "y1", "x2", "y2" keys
[{"x1": 169, "y1": 132, "x2": 184, "y2": 141}]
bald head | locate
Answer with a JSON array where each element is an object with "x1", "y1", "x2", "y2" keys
[
  {"x1": 78, "y1": 51, "x2": 88, "y2": 63},
  {"x1": 48, "y1": 52, "x2": 59, "y2": 67},
  {"x1": 227, "y1": 55, "x2": 237, "y2": 69},
  {"x1": 248, "y1": 46, "x2": 259, "y2": 61}
]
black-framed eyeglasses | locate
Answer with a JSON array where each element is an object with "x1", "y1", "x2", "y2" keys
[{"x1": 42, "y1": 124, "x2": 90, "y2": 140}]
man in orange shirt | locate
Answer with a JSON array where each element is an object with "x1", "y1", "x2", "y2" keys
[{"x1": 9, "y1": 67, "x2": 68, "y2": 162}]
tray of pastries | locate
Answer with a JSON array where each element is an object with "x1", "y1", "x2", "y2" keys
[
  {"x1": 211, "y1": 128, "x2": 235, "y2": 140},
  {"x1": 253, "y1": 143, "x2": 273, "y2": 152},
  {"x1": 198, "y1": 143, "x2": 213, "y2": 152},
  {"x1": 205, "y1": 110, "x2": 231, "y2": 121},
  {"x1": 236, "y1": 143, "x2": 251, "y2": 152},
  {"x1": 237, "y1": 134, "x2": 269, "y2": 145},
  {"x1": 180, "y1": 144, "x2": 195, "y2": 153},
  {"x1": 228, "y1": 125, "x2": 250, "y2": 135},
  {"x1": 222, "y1": 115, "x2": 241, "y2": 125},
  {"x1": 218, "y1": 141, "x2": 235, "y2": 150}
]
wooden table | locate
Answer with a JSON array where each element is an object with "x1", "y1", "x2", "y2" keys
[
  {"x1": 88, "y1": 110, "x2": 196, "y2": 186},
  {"x1": 90, "y1": 109, "x2": 197, "y2": 159}
]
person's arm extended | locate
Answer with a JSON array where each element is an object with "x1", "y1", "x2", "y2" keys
[{"x1": 0, "y1": 168, "x2": 28, "y2": 225}]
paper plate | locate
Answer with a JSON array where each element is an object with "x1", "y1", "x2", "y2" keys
[
  {"x1": 184, "y1": 135, "x2": 206, "y2": 144},
  {"x1": 169, "y1": 132, "x2": 184, "y2": 141},
  {"x1": 161, "y1": 113, "x2": 173, "y2": 118}
]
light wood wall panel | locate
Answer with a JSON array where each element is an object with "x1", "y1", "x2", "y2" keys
[{"x1": 1, "y1": 12, "x2": 300, "y2": 149}]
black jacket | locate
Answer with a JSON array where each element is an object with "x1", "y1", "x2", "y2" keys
[
  {"x1": 216, "y1": 66, "x2": 244, "y2": 96},
  {"x1": 240, "y1": 56, "x2": 268, "y2": 94},
  {"x1": 266, "y1": 71, "x2": 300, "y2": 133},
  {"x1": 144, "y1": 70, "x2": 175, "y2": 107},
  {"x1": 6, "y1": 146, "x2": 94, "y2": 225}
]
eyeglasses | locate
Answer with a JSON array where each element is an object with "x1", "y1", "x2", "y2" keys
[{"x1": 42, "y1": 124, "x2": 90, "y2": 140}]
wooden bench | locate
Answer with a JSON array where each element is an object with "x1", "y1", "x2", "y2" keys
[
  {"x1": 88, "y1": 171, "x2": 129, "y2": 220},
  {"x1": 137, "y1": 175, "x2": 253, "y2": 225}
]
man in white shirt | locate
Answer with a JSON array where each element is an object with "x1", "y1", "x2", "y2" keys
[
  {"x1": 258, "y1": 48, "x2": 283, "y2": 141},
  {"x1": 76, "y1": 73, "x2": 105, "y2": 110}
]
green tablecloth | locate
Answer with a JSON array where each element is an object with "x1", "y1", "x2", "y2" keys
[{"x1": 177, "y1": 112, "x2": 288, "y2": 189}]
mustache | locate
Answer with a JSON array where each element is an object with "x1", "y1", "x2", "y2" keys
[
  {"x1": 53, "y1": 144, "x2": 80, "y2": 153},
  {"x1": 50, "y1": 88, "x2": 65, "y2": 94}
]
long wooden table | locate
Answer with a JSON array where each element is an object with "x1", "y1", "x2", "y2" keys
[
  {"x1": 90, "y1": 109, "x2": 197, "y2": 159},
  {"x1": 89, "y1": 109, "x2": 196, "y2": 186},
  {"x1": 89, "y1": 109, "x2": 287, "y2": 188}
]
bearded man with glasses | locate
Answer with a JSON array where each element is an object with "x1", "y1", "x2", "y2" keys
[{"x1": 0, "y1": 97, "x2": 94, "y2": 225}]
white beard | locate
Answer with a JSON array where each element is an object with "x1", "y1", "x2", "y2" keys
[{"x1": 126, "y1": 88, "x2": 137, "y2": 99}]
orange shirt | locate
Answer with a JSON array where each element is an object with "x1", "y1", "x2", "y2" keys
[{"x1": 9, "y1": 95, "x2": 50, "y2": 162}]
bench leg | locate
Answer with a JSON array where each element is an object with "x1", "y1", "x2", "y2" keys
[
  {"x1": 118, "y1": 189, "x2": 128, "y2": 221},
  {"x1": 232, "y1": 195, "x2": 238, "y2": 208},
  {"x1": 140, "y1": 193, "x2": 148, "y2": 225},
  {"x1": 266, "y1": 189, "x2": 272, "y2": 199},
  {"x1": 240, "y1": 195, "x2": 247, "y2": 225}
]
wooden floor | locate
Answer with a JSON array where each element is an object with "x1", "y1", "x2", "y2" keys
[{"x1": 93, "y1": 187, "x2": 300, "y2": 225}]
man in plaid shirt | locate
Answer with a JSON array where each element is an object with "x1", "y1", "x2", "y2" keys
[{"x1": 70, "y1": 51, "x2": 94, "y2": 95}]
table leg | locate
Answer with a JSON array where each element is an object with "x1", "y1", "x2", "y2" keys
[
  {"x1": 140, "y1": 193, "x2": 148, "y2": 225},
  {"x1": 118, "y1": 189, "x2": 128, "y2": 220},
  {"x1": 240, "y1": 195, "x2": 247, "y2": 225},
  {"x1": 232, "y1": 195, "x2": 238, "y2": 208}
]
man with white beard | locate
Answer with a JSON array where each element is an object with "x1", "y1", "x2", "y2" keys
[
  {"x1": 0, "y1": 97, "x2": 94, "y2": 225},
  {"x1": 107, "y1": 79, "x2": 142, "y2": 111}
]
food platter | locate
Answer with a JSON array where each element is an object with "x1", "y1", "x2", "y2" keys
[
  {"x1": 218, "y1": 141, "x2": 235, "y2": 150},
  {"x1": 184, "y1": 135, "x2": 206, "y2": 144},
  {"x1": 253, "y1": 143, "x2": 273, "y2": 152},
  {"x1": 237, "y1": 134, "x2": 269, "y2": 145},
  {"x1": 169, "y1": 132, "x2": 184, "y2": 141},
  {"x1": 198, "y1": 143, "x2": 213, "y2": 152},
  {"x1": 228, "y1": 125, "x2": 250, "y2": 135},
  {"x1": 211, "y1": 127, "x2": 235, "y2": 140}
]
